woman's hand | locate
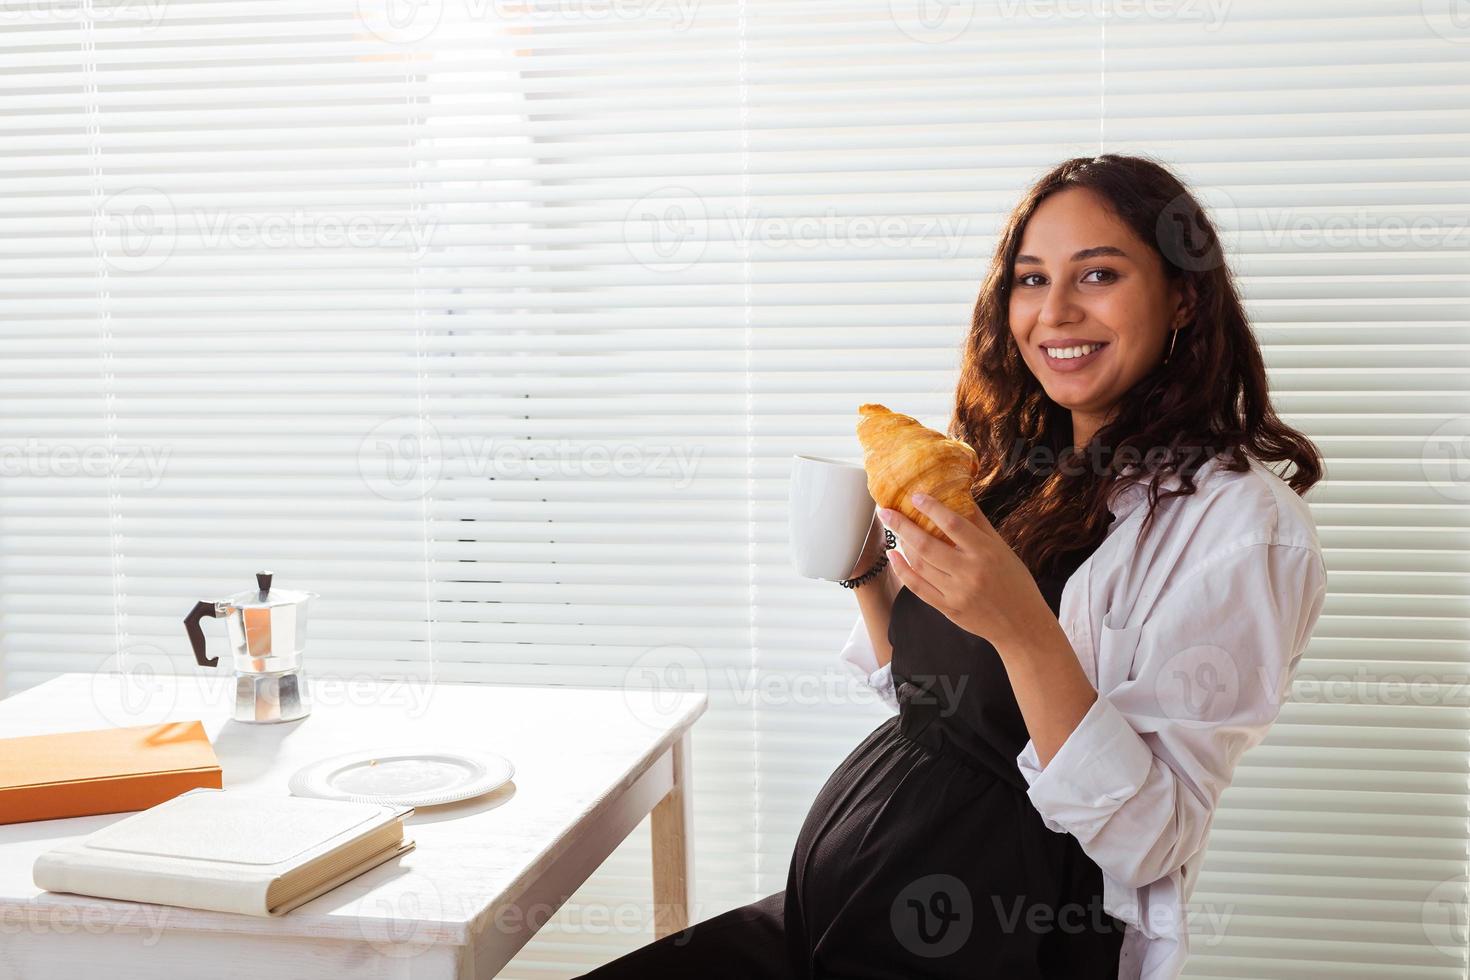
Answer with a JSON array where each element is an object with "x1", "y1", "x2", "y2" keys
[{"x1": 879, "y1": 492, "x2": 1051, "y2": 649}]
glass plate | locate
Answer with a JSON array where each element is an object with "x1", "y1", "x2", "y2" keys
[{"x1": 287, "y1": 746, "x2": 515, "y2": 807}]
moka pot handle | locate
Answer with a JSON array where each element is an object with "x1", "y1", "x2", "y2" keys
[{"x1": 185, "y1": 601, "x2": 221, "y2": 668}]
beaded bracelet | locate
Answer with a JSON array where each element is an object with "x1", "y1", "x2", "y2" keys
[{"x1": 838, "y1": 528, "x2": 897, "y2": 590}]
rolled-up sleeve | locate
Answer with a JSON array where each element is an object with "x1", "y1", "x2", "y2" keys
[
  {"x1": 838, "y1": 613, "x2": 898, "y2": 712},
  {"x1": 1016, "y1": 541, "x2": 1327, "y2": 890}
]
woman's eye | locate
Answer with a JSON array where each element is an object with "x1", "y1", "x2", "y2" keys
[
  {"x1": 1082, "y1": 268, "x2": 1117, "y2": 284},
  {"x1": 1016, "y1": 272, "x2": 1044, "y2": 287}
]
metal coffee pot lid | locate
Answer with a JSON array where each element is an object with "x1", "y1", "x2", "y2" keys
[{"x1": 223, "y1": 571, "x2": 315, "y2": 610}]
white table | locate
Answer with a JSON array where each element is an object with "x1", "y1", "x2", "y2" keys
[{"x1": 0, "y1": 672, "x2": 706, "y2": 979}]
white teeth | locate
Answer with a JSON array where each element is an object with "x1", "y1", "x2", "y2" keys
[{"x1": 1045, "y1": 342, "x2": 1106, "y2": 360}]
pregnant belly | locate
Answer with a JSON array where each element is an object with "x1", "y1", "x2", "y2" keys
[
  {"x1": 792, "y1": 717, "x2": 1017, "y2": 887},
  {"x1": 784, "y1": 718, "x2": 1083, "y2": 977}
]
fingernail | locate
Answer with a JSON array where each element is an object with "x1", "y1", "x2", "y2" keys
[
  {"x1": 911, "y1": 492, "x2": 928, "y2": 505},
  {"x1": 878, "y1": 507, "x2": 895, "y2": 523}
]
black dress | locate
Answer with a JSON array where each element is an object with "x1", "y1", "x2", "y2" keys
[{"x1": 582, "y1": 486, "x2": 1127, "y2": 979}]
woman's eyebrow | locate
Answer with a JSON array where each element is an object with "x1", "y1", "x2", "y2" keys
[{"x1": 1014, "y1": 245, "x2": 1129, "y2": 265}]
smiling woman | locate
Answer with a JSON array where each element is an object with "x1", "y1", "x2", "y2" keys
[
  {"x1": 581, "y1": 155, "x2": 1329, "y2": 980},
  {"x1": 956, "y1": 154, "x2": 1322, "y2": 574}
]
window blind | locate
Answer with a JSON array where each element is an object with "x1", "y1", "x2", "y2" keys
[{"x1": 0, "y1": 1, "x2": 1466, "y2": 977}]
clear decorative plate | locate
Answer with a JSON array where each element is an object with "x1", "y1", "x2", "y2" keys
[{"x1": 287, "y1": 746, "x2": 515, "y2": 807}]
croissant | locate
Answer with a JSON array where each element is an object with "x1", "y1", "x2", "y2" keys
[{"x1": 856, "y1": 403, "x2": 979, "y2": 545}]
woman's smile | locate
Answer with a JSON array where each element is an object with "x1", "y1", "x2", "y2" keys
[{"x1": 1040, "y1": 339, "x2": 1111, "y2": 373}]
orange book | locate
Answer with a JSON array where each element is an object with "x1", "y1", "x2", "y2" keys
[{"x1": 0, "y1": 721, "x2": 222, "y2": 825}]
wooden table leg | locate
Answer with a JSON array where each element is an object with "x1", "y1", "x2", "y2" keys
[{"x1": 650, "y1": 731, "x2": 693, "y2": 939}]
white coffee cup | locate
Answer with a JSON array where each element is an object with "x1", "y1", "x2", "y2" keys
[{"x1": 788, "y1": 454, "x2": 879, "y2": 581}]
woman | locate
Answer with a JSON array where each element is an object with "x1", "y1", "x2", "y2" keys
[{"x1": 582, "y1": 154, "x2": 1328, "y2": 979}]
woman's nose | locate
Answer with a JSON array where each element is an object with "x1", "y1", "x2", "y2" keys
[{"x1": 1037, "y1": 279, "x2": 1083, "y2": 329}]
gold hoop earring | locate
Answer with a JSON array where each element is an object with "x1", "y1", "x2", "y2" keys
[{"x1": 1163, "y1": 328, "x2": 1179, "y2": 365}]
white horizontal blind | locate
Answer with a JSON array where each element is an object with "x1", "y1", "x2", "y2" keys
[{"x1": 1, "y1": 2, "x2": 1467, "y2": 978}]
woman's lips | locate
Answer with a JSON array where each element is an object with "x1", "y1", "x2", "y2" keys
[{"x1": 1041, "y1": 342, "x2": 1108, "y2": 373}]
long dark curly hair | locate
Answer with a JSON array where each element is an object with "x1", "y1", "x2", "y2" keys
[{"x1": 952, "y1": 153, "x2": 1323, "y2": 576}]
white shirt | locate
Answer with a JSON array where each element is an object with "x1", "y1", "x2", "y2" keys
[{"x1": 838, "y1": 451, "x2": 1328, "y2": 980}]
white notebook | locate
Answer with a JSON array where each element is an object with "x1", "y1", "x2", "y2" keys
[{"x1": 33, "y1": 787, "x2": 415, "y2": 916}]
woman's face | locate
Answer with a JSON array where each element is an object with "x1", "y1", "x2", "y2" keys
[{"x1": 1007, "y1": 186, "x2": 1187, "y2": 442}]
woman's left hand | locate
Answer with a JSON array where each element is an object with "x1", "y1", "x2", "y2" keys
[{"x1": 879, "y1": 492, "x2": 1049, "y2": 650}]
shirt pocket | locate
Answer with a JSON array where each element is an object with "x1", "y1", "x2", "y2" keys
[{"x1": 1097, "y1": 608, "x2": 1145, "y2": 695}]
